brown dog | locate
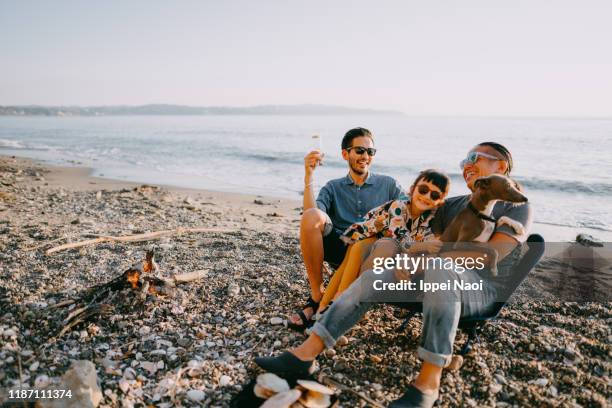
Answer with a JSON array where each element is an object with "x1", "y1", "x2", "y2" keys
[{"x1": 440, "y1": 174, "x2": 528, "y2": 276}]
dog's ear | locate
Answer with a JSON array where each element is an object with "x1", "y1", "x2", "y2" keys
[
  {"x1": 510, "y1": 178, "x2": 523, "y2": 192},
  {"x1": 474, "y1": 177, "x2": 490, "y2": 189}
]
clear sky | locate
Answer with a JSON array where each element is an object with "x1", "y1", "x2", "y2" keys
[{"x1": 1, "y1": 0, "x2": 611, "y2": 116}]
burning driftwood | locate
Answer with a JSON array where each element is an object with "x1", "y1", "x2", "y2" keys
[{"x1": 48, "y1": 250, "x2": 202, "y2": 342}]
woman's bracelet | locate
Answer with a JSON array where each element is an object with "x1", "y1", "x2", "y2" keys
[{"x1": 304, "y1": 181, "x2": 314, "y2": 188}]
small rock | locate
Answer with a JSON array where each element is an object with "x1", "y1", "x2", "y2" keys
[
  {"x1": 177, "y1": 338, "x2": 191, "y2": 347},
  {"x1": 29, "y1": 361, "x2": 40, "y2": 372},
  {"x1": 219, "y1": 375, "x2": 231, "y2": 386},
  {"x1": 324, "y1": 349, "x2": 336, "y2": 358},
  {"x1": 139, "y1": 361, "x2": 158, "y2": 375},
  {"x1": 465, "y1": 398, "x2": 477, "y2": 407},
  {"x1": 562, "y1": 347, "x2": 578, "y2": 360},
  {"x1": 227, "y1": 283, "x2": 240, "y2": 296},
  {"x1": 370, "y1": 355, "x2": 382, "y2": 364},
  {"x1": 2, "y1": 328, "x2": 16, "y2": 338},
  {"x1": 270, "y1": 317, "x2": 284, "y2": 325},
  {"x1": 489, "y1": 383, "x2": 503, "y2": 394},
  {"x1": 95, "y1": 191, "x2": 102, "y2": 200},
  {"x1": 118, "y1": 379, "x2": 130, "y2": 393},
  {"x1": 336, "y1": 336, "x2": 349, "y2": 346},
  {"x1": 49, "y1": 360, "x2": 102, "y2": 408},
  {"x1": 187, "y1": 390, "x2": 206, "y2": 402},
  {"x1": 35, "y1": 374, "x2": 50, "y2": 388},
  {"x1": 123, "y1": 368, "x2": 136, "y2": 380},
  {"x1": 494, "y1": 374, "x2": 507, "y2": 385},
  {"x1": 531, "y1": 378, "x2": 549, "y2": 387},
  {"x1": 548, "y1": 385, "x2": 558, "y2": 397}
]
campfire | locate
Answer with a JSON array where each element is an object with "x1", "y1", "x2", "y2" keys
[{"x1": 47, "y1": 250, "x2": 204, "y2": 341}]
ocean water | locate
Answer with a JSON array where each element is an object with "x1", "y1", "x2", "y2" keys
[{"x1": 1, "y1": 115, "x2": 611, "y2": 240}]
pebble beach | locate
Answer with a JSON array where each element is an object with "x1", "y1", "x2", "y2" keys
[{"x1": 0, "y1": 155, "x2": 609, "y2": 407}]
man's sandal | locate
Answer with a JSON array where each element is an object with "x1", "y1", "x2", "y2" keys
[{"x1": 287, "y1": 296, "x2": 320, "y2": 332}]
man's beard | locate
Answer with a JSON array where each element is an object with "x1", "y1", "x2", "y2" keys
[{"x1": 350, "y1": 160, "x2": 368, "y2": 175}]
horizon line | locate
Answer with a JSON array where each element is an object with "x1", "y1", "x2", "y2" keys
[{"x1": 1, "y1": 103, "x2": 612, "y2": 120}]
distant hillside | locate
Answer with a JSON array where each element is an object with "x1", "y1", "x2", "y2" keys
[{"x1": 0, "y1": 104, "x2": 404, "y2": 116}]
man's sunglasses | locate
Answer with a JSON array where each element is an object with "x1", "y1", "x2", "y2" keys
[
  {"x1": 346, "y1": 146, "x2": 377, "y2": 156},
  {"x1": 459, "y1": 151, "x2": 501, "y2": 170},
  {"x1": 416, "y1": 184, "x2": 442, "y2": 201}
]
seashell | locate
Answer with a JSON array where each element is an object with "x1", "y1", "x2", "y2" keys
[
  {"x1": 260, "y1": 389, "x2": 301, "y2": 408},
  {"x1": 254, "y1": 373, "x2": 290, "y2": 399}
]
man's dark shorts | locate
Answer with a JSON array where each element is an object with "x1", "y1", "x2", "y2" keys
[{"x1": 322, "y1": 216, "x2": 348, "y2": 269}]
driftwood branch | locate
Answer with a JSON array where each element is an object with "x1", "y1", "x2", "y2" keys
[
  {"x1": 320, "y1": 375, "x2": 384, "y2": 408},
  {"x1": 173, "y1": 269, "x2": 208, "y2": 284},
  {"x1": 45, "y1": 227, "x2": 234, "y2": 255},
  {"x1": 24, "y1": 236, "x2": 69, "y2": 251}
]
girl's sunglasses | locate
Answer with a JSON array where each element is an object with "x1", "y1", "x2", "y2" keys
[
  {"x1": 459, "y1": 151, "x2": 501, "y2": 170},
  {"x1": 416, "y1": 184, "x2": 442, "y2": 200},
  {"x1": 346, "y1": 146, "x2": 377, "y2": 156}
]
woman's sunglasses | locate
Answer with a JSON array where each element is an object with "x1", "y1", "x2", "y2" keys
[
  {"x1": 459, "y1": 151, "x2": 501, "y2": 170},
  {"x1": 416, "y1": 184, "x2": 442, "y2": 201},
  {"x1": 346, "y1": 146, "x2": 377, "y2": 156}
]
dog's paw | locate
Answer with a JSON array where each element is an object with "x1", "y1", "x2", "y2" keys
[{"x1": 497, "y1": 216, "x2": 525, "y2": 236}]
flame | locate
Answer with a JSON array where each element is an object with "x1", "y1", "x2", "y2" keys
[
  {"x1": 143, "y1": 251, "x2": 155, "y2": 273},
  {"x1": 126, "y1": 270, "x2": 140, "y2": 289}
]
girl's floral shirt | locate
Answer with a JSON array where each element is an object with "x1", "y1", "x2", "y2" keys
[{"x1": 340, "y1": 194, "x2": 437, "y2": 249}]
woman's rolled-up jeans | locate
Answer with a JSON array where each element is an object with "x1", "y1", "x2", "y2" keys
[{"x1": 311, "y1": 252, "x2": 498, "y2": 367}]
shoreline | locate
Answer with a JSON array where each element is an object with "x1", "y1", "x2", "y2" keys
[
  {"x1": 0, "y1": 154, "x2": 303, "y2": 236},
  {"x1": 1, "y1": 152, "x2": 609, "y2": 243}
]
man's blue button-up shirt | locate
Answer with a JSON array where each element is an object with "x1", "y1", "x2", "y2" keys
[{"x1": 316, "y1": 172, "x2": 403, "y2": 234}]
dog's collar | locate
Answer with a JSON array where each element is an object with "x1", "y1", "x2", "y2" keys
[{"x1": 468, "y1": 201, "x2": 497, "y2": 223}]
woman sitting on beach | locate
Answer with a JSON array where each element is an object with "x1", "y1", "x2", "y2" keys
[{"x1": 316, "y1": 169, "x2": 450, "y2": 316}]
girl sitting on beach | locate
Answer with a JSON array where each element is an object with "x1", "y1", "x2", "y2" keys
[{"x1": 317, "y1": 169, "x2": 450, "y2": 315}]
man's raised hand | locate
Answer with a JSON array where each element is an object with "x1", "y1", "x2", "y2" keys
[{"x1": 304, "y1": 150, "x2": 324, "y2": 176}]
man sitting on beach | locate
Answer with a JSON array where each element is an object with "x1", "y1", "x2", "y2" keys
[{"x1": 288, "y1": 127, "x2": 403, "y2": 330}]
